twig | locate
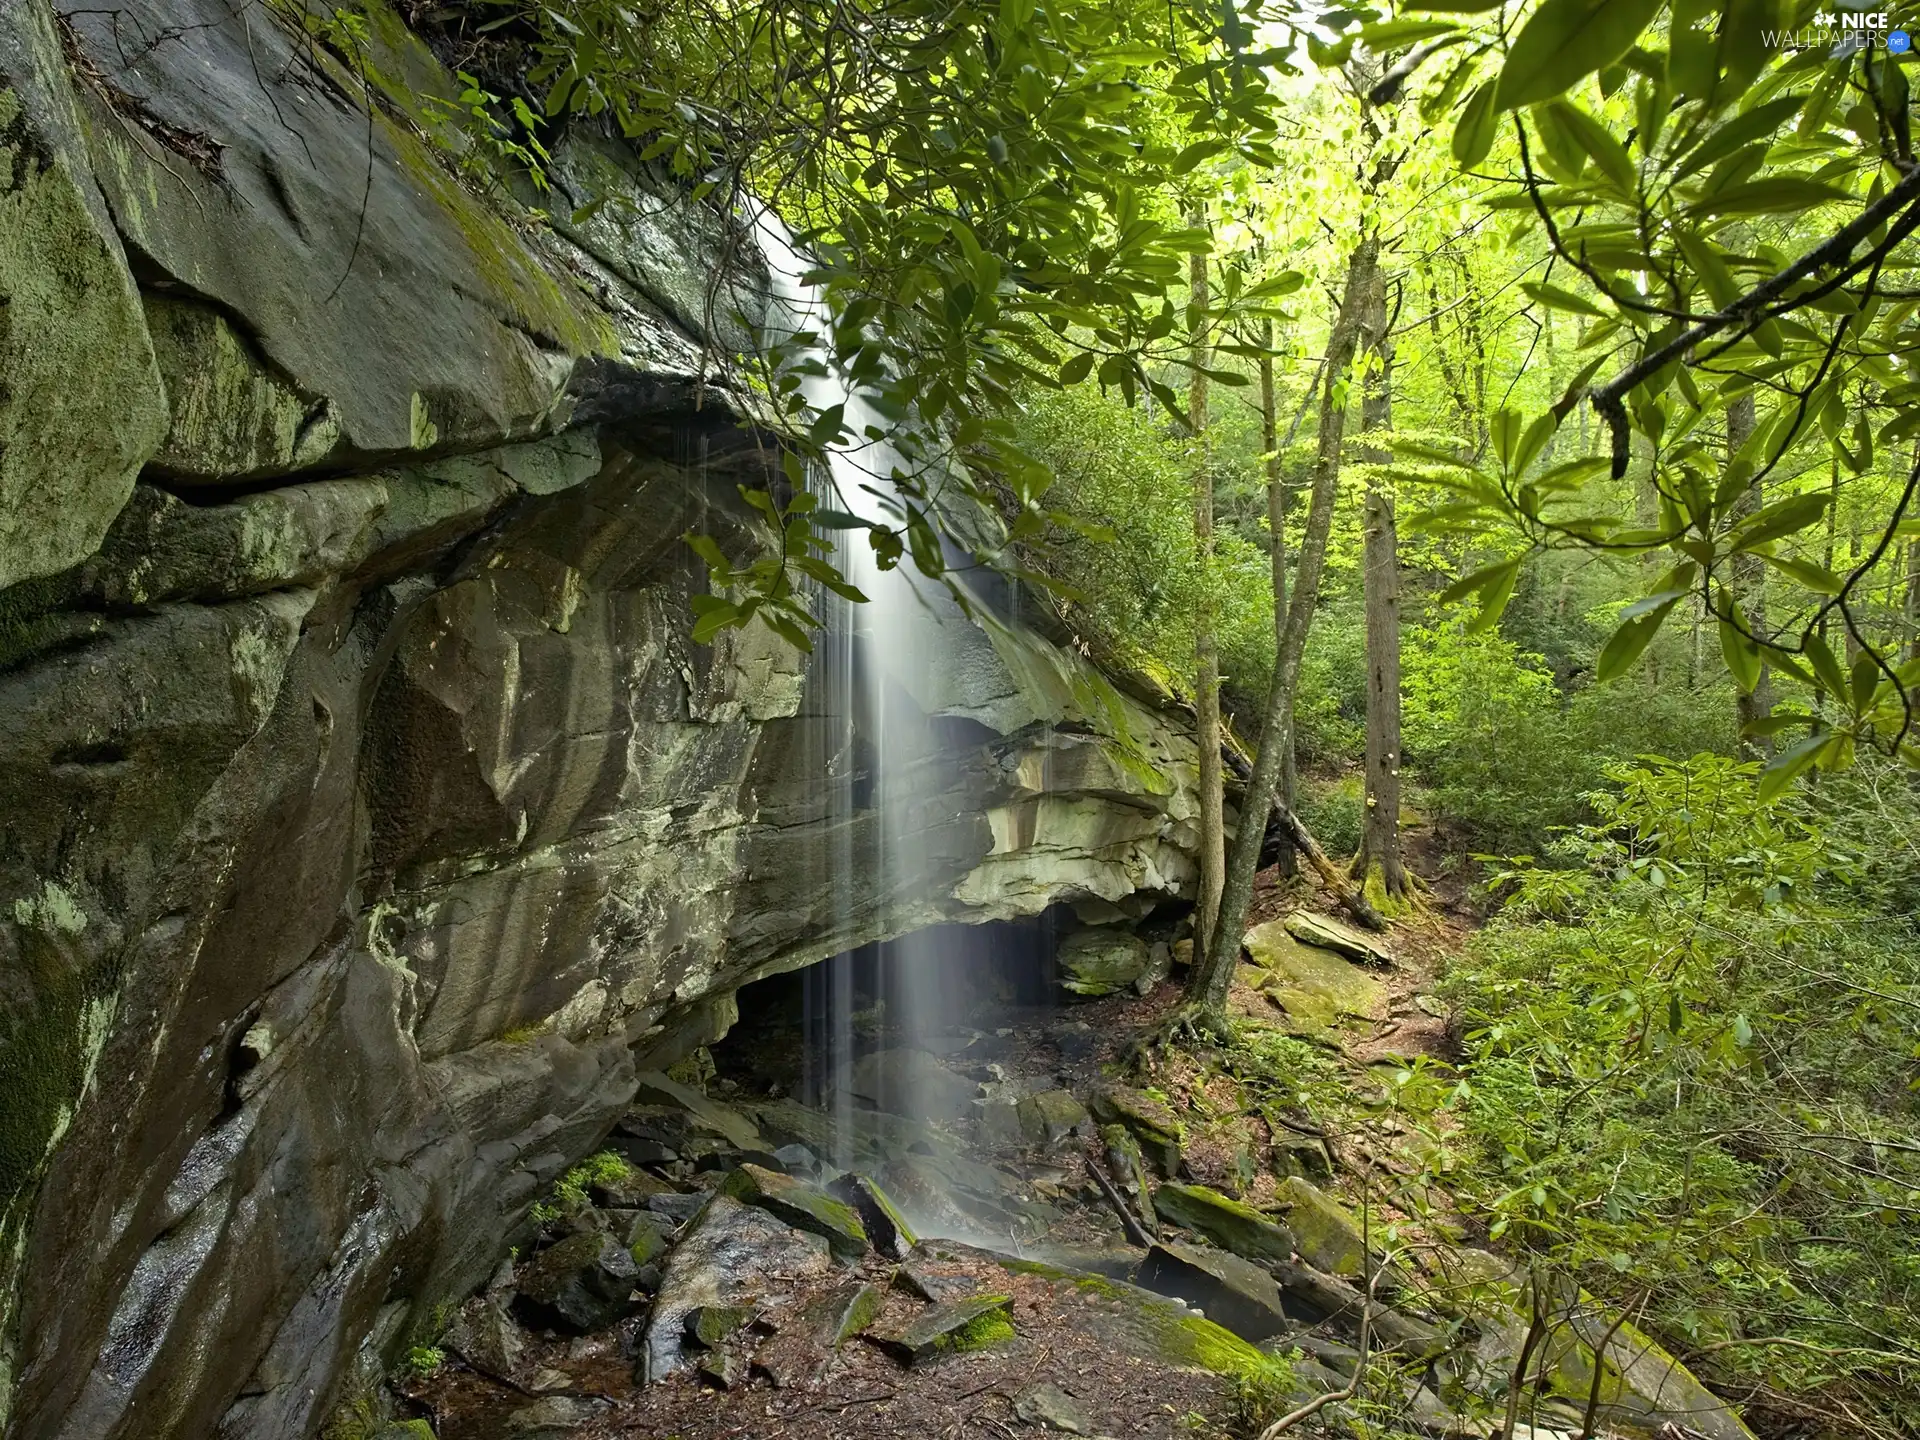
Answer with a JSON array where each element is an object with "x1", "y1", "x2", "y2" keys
[{"x1": 1083, "y1": 1155, "x2": 1153, "y2": 1248}]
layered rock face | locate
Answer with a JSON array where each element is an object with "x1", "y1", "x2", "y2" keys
[{"x1": 0, "y1": 5, "x2": 1198, "y2": 1438}]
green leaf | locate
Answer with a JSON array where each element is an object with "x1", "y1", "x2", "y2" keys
[
  {"x1": 1849, "y1": 650, "x2": 1882, "y2": 715},
  {"x1": 1597, "y1": 593, "x2": 1682, "y2": 680},
  {"x1": 1687, "y1": 177, "x2": 1853, "y2": 217},
  {"x1": 1058, "y1": 351, "x2": 1095, "y2": 385},
  {"x1": 1759, "y1": 552, "x2": 1845, "y2": 594},
  {"x1": 1490, "y1": 408, "x2": 1522, "y2": 469},
  {"x1": 1669, "y1": 95, "x2": 1803, "y2": 184},
  {"x1": 1495, "y1": 0, "x2": 1663, "y2": 111},
  {"x1": 1730, "y1": 491, "x2": 1829, "y2": 551},
  {"x1": 1453, "y1": 80, "x2": 1500, "y2": 168},
  {"x1": 1717, "y1": 601, "x2": 1763, "y2": 695},
  {"x1": 1522, "y1": 281, "x2": 1607, "y2": 318},
  {"x1": 1802, "y1": 634, "x2": 1850, "y2": 705},
  {"x1": 1548, "y1": 100, "x2": 1637, "y2": 194},
  {"x1": 1757, "y1": 731, "x2": 1828, "y2": 802},
  {"x1": 690, "y1": 600, "x2": 741, "y2": 643},
  {"x1": 1359, "y1": 17, "x2": 1462, "y2": 48}
]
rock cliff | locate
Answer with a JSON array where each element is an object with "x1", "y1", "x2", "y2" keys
[{"x1": 0, "y1": 4, "x2": 1199, "y2": 1436}]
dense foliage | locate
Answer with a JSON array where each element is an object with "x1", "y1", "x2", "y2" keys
[{"x1": 1441, "y1": 757, "x2": 1920, "y2": 1436}]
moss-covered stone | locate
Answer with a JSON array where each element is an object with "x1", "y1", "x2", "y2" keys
[
  {"x1": 0, "y1": 27, "x2": 168, "y2": 589},
  {"x1": 683, "y1": 1304, "x2": 753, "y2": 1347},
  {"x1": 719, "y1": 1163, "x2": 869, "y2": 1260},
  {"x1": 1281, "y1": 911, "x2": 1393, "y2": 968},
  {"x1": 1270, "y1": 1177, "x2": 1370, "y2": 1279},
  {"x1": 1017, "y1": 1088, "x2": 1091, "y2": 1146},
  {"x1": 827, "y1": 1172, "x2": 918, "y2": 1260},
  {"x1": 1058, "y1": 928, "x2": 1152, "y2": 998},
  {"x1": 998, "y1": 1258, "x2": 1273, "y2": 1379},
  {"x1": 142, "y1": 293, "x2": 341, "y2": 480},
  {"x1": 1243, "y1": 922, "x2": 1384, "y2": 1035},
  {"x1": 373, "y1": 1422, "x2": 436, "y2": 1440},
  {"x1": 1088, "y1": 1083, "x2": 1183, "y2": 1176},
  {"x1": 1152, "y1": 1183, "x2": 1295, "y2": 1263},
  {"x1": 872, "y1": 1294, "x2": 1015, "y2": 1363}
]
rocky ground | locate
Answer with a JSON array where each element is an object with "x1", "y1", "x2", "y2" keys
[{"x1": 367, "y1": 897, "x2": 1758, "y2": 1440}]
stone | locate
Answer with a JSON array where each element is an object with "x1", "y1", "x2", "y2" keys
[
  {"x1": 527, "y1": 1367, "x2": 574, "y2": 1393},
  {"x1": 624, "y1": 1211, "x2": 677, "y2": 1268},
  {"x1": 443, "y1": 1297, "x2": 527, "y2": 1378},
  {"x1": 1018, "y1": 1089, "x2": 1091, "y2": 1147},
  {"x1": 1270, "y1": 1178, "x2": 1372, "y2": 1280},
  {"x1": 589, "y1": 1167, "x2": 675, "y2": 1208},
  {"x1": 1057, "y1": 928, "x2": 1152, "y2": 997},
  {"x1": 375, "y1": 1423, "x2": 438, "y2": 1440},
  {"x1": 633, "y1": 1071, "x2": 766, "y2": 1151},
  {"x1": 684, "y1": 1304, "x2": 754, "y2": 1346},
  {"x1": 895, "y1": 1264, "x2": 982, "y2": 1303},
  {"x1": 720, "y1": 1164, "x2": 869, "y2": 1260},
  {"x1": 827, "y1": 1173, "x2": 919, "y2": 1260},
  {"x1": 869, "y1": 1294, "x2": 1016, "y2": 1363},
  {"x1": 504, "y1": 1394, "x2": 607, "y2": 1437},
  {"x1": 1135, "y1": 941, "x2": 1174, "y2": 995},
  {"x1": 1281, "y1": 911, "x2": 1394, "y2": 967},
  {"x1": 1014, "y1": 1381, "x2": 1092, "y2": 1433},
  {"x1": 1135, "y1": 1242, "x2": 1294, "y2": 1342},
  {"x1": 1172, "y1": 938, "x2": 1195, "y2": 968},
  {"x1": 696, "y1": 1349, "x2": 747, "y2": 1390},
  {"x1": 648, "y1": 1193, "x2": 711, "y2": 1223},
  {"x1": 1270, "y1": 1134, "x2": 1334, "y2": 1181},
  {"x1": 836, "y1": 1048, "x2": 980, "y2": 1121},
  {"x1": 514, "y1": 1232, "x2": 644, "y2": 1334},
  {"x1": 1243, "y1": 922, "x2": 1385, "y2": 1034},
  {"x1": 1048, "y1": 1020, "x2": 1099, "y2": 1063},
  {"x1": 751, "y1": 1280, "x2": 885, "y2": 1388},
  {"x1": 1087, "y1": 1084, "x2": 1183, "y2": 1177},
  {"x1": 640, "y1": 1196, "x2": 834, "y2": 1382},
  {"x1": 1100, "y1": 1126, "x2": 1157, "y2": 1235},
  {"x1": 1151, "y1": 1183, "x2": 1295, "y2": 1263},
  {"x1": 772, "y1": 1143, "x2": 821, "y2": 1175}
]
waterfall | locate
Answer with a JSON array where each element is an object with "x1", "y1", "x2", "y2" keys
[{"x1": 749, "y1": 212, "x2": 958, "y2": 1169}]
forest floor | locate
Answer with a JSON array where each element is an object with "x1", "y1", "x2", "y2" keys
[{"x1": 392, "y1": 846, "x2": 1716, "y2": 1440}]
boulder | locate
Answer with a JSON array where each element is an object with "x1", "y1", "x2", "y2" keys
[
  {"x1": 633, "y1": 1071, "x2": 766, "y2": 1151},
  {"x1": 513, "y1": 1232, "x2": 643, "y2": 1334},
  {"x1": 1135, "y1": 1242, "x2": 1293, "y2": 1342},
  {"x1": 1058, "y1": 928, "x2": 1152, "y2": 997},
  {"x1": 443, "y1": 1297, "x2": 527, "y2": 1377},
  {"x1": 752, "y1": 1280, "x2": 885, "y2": 1388},
  {"x1": 719, "y1": 1164, "x2": 869, "y2": 1260},
  {"x1": 1018, "y1": 1089, "x2": 1091, "y2": 1147},
  {"x1": 1281, "y1": 911, "x2": 1394, "y2": 968},
  {"x1": 374, "y1": 1423, "x2": 437, "y2": 1440},
  {"x1": 1151, "y1": 1183, "x2": 1295, "y2": 1263},
  {"x1": 1270, "y1": 1178, "x2": 1372, "y2": 1280},
  {"x1": 1243, "y1": 922, "x2": 1384, "y2": 1034},
  {"x1": 1014, "y1": 1382, "x2": 1093, "y2": 1434},
  {"x1": 639, "y1": 1196, "x2": 833, "y2": 1382},
  {"x1": 869, "y1": 1294, "x2": 1016, "y2": 1363},
  {"x1": 835, "y1": 1048, "x2": 980, "y2": 1121},
  {"x1": 1088, "y1": 1084, "x2": 1183, "y2": 1177},
  {"x1": 827, "y1": 1173, "x2": 919, "y2": 1260},
  {"x1": 504, "y1": 1395, "x2": 609, "y2": 1437}
]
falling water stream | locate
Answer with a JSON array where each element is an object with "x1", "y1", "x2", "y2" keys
[{"x1": 750, "y1": 212, "x2": 965, "y2": 1173}]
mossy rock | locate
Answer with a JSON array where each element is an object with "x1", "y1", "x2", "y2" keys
[
  {"x1": 1242, "y1": 923, "x2": 1384, "y2": 1035},
  {"x1": 1270, "y1": 1177, "x2": 1369, "y2": 1279},
  {"x1": 1087, "y1": 1084, "x2": 1183, "y2": 1177},
  {"x1": 1058, "y1": 929, "x2": 1151, "y2": 998},
  {"x1": 999, "y1": 1257, "x2": 1275, "y2": 1378},
  {"x1": 719, "y1": 1163, "x2": 869, "y2": 1260},
  {"x1": 1152, "y1": 1183, "x2": 1295, "y2": 1264},
  {"x1": 871, "y1": 1294, "x2": 1015, "y2": 1363},
  {"x1": 373, "y1": 1423, "x2": 436, "y2": 1440}
]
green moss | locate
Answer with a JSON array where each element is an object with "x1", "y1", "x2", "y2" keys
[
  {"x1": 941, "y1": 1303, "x2": 1016, "y2": 1352},
  {"x1": 377, "y1": 112, "x2": 615, "y2": 360},
  {"x1": 997, "y1": 1261, "x2": 1271, "y2": 1377},
  {"x1": 399, "y1": 1345, "x2": 444, "y2": 1378},
  {"x1": 550, "y1": 1150, "x2": 632, "y2": 1211}
]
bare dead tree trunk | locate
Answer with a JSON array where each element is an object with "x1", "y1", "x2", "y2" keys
[
  {"x1": 1727, "y1": 392, "x2": 1775, "y2": 756},
  {"x1": 1189, "y1": 208, "x2": 1226, "y2": 958},
  {"x1": 1353, "y1": 268, "x2": 1409, "y2": 898},
  {"x1": 1187, "y1": 234, "x2": 1381, "y2": 1017},
  {"x1": 1259, "y1": 318, "x2": 1298, "y2": 879}
]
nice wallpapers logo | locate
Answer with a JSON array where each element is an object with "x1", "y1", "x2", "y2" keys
[{"x1": 1765, "y1": 9, "x2": 1915, "y2": 50}]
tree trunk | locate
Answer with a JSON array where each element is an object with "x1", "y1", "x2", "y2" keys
[
  {"x1": 1726, "y1": 392, "x2": 1775, "y2": 755},
  {"x1": 1189, "y1": 209, "x2": 1226, "y2": 959},
  {"x1": 1187, "y1": 234, "x2": 1380, "y2": 1015},
  {"x1": 1353, "y1": 269, "x2": 1409, "y2": 898},
  {"x1": 1259, "y1": 319, "x2": 1298, "y2": 879}
]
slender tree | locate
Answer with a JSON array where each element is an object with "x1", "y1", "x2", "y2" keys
[
  {"x1": 1353, "y1": 268, "x2": 1410, "y2": 897},
  {"x1": 1181, "y1": 233, "x2": 1382, "y2": 1026},
  {"x1": 1188, "y1": 207, "x2": 1226, "y2": 956},
  {"x1": 1258, "y1": 316, "x2": 1298, "y2": 878},
  {"x1": 1726, "y1": 392, "x2": 1775, "y2": 757}
]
